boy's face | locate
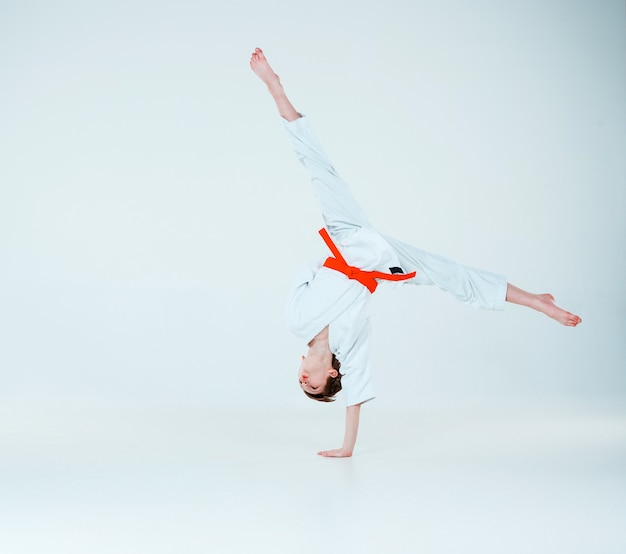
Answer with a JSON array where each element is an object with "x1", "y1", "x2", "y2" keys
[{"x1": 298, "y1": 355, "x2": 338, "y2": 395}]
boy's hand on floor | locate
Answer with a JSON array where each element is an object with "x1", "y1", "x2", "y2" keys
[
  {"x1": 318, "y1": 405, "x2": 361, "y2": 458},
  {"x1": 317, "y1": 448, "x2": 353, "y2": 458}
]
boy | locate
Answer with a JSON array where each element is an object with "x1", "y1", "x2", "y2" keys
[{"x1": 249, "y1": 48, "x2": 581, "y2": 458}]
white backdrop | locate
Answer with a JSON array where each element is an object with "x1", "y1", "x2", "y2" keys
[{"x1": 1, "y1": 0, "x2": 624, "y2": 413}]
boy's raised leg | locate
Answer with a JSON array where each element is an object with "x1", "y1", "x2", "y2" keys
[{"x1": 250, "y1": 48, "x2": 301, "y2": 122}]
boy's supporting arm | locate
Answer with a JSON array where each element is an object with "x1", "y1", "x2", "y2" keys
[{"x1": 318, "y1": 403, "x2": 362, "y2": 458}]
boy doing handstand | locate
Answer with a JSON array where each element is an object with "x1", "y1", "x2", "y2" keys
[{"x1": 249, "y1": 48, "x2": 581, "y2": 458}]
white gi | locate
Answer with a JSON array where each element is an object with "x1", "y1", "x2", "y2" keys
[{"x1": 284, "y1": 116, "x2": 508, "y2": 407}]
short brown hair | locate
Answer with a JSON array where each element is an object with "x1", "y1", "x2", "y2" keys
[{"x1": 303, "y1": 354, "x2": 342, "y2": 402}]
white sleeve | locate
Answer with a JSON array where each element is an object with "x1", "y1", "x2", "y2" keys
[
  {"x1": 328, "y1": 306, "x2": 376, "y2": 407},
  {"x1": 286, "y1": 258, "x2": 322, "y2": 296},
  {"x1": 285, "y1": 258, "x2": 325, "y2": 341}
]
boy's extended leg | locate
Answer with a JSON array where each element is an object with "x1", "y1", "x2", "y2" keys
[
  {"x1": 250, "y1": 48, "x2": 370, "y2": 238},
  {"x1": 385, "y1": 234, "x2": 581, "y2": 327},
  {"x1": 383, "y1": 234, "x2": 508, "y2": 310}
]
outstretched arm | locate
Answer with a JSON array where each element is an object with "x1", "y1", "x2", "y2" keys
[
  {"x1": 318, "y1": 403, "x2": 362, "y2": 458},
  {"x1": 250, "y1": 47, "x2": 300, "y2": 122}
]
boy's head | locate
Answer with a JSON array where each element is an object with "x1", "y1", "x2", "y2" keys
[{"x1": 298, "y1": 354, "x2": 342, "y2": 402}]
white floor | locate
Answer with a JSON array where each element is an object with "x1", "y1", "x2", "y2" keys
[{"x1": 2, "y1": 398, "x2": 625, "y2": 554}]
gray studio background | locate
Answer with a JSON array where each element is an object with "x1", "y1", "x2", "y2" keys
[{"x1": 1, "y1": 1, "x2": 624, "y2": 553}]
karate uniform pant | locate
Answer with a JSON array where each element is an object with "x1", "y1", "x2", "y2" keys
[{"x1": 283, "y1": 116, "x2": 507, "y2": 311}]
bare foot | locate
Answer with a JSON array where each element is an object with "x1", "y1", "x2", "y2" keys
[
  {"x1": 535, "y1": 293, "x2": 582, "y2": 327},
  {"x1": 250, "y1": 47, "x2": 281, "y2": 91},
  {"x1": 506, "y1": 283, "x2": 582, "y2": 327},
  {"x1": 249, "y1": 47, "x2": 300, "y2": 122}
]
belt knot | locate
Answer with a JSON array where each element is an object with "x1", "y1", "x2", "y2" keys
[{"x1": 318, "y1": 228, "x2": 416, "y2": 294}]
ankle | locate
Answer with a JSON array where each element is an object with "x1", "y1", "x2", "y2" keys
[
  {"x1": 531, "y1": 294, "x2": 545, "y2": 311},
  {"x1": 267, "y1": 79, "x2": 284, "y2": 97}
]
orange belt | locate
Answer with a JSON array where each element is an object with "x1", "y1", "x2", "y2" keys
[{"x1": 319, "y1": 228, "x2": 416, "y2": 293}]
